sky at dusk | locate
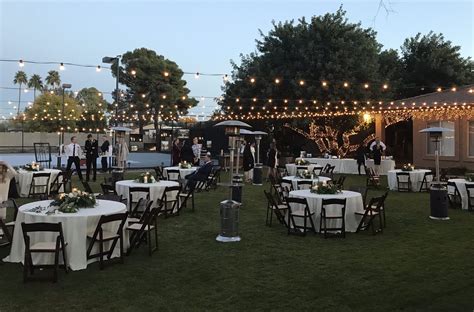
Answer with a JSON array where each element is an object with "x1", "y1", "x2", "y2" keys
[{"x1": 0, "y1": 0, "x2": 472, "y2": 119}]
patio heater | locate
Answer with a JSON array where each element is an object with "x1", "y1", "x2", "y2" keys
[
  {"x1": 213, "y1": 120, "x2": 252, "y2": 243},
  {"x1": 252, "y1": 130, "x2": 267, "y2": 185},
  {"x1": 419, "y1": 126, "x2": 454, "y2": 220}
]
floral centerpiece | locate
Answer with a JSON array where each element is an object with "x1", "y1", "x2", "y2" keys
[
  {"x1": 401, "y1": 163, "x2": 415, "y2": 172},
  {"x1": 49, "y1": 188, "x2": 96, "y2": 213},
  {"x1": 23, "y1": 161, "x2": 43, "y2": 171},
  {"x1": 135, "y1": 172, "x2": 156, "y2": 184},
  {"x1": 296, "y1": 169, "x2": 313, "y2": 179},
  {"x1": 310, "y1": 182, "x2": 341, "y2": 194},
  {"x1": 295, "y1": 158, "x2": 310, "y2": 166},
  {"x1": 179, "y1": 160, "x2": 192, "y2": 169}
]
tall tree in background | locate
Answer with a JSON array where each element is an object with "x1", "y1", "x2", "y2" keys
[
  {"x1": 45, "y1": 70, "x2": 61, "y2": 92},
  {"x1": 220, "y1": 8, "x2": 391, "y2": 154},
  {"x1": 111, "y1": 48, "x2": 198, "y2": 150},
  {"x1": 23, "y1": 93, "x2": 81, "y2": 132},
  {"x1": 13, "y1": 71, "x2": 28, "y2": 116},
  {"x1": 400, "y1": 32, "x2": 473, "y2": 97},
  {"x1": 28, "y1": 74, "x2": 43, "y2": 100},
  {"x1": 75, "y1": 87, "x2": 110, "y2": 131}
]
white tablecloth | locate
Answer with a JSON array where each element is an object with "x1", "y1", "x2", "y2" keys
[
  {"x1": 163, "y1": 166, "x2": 197, "y2": 179},
  {"x1": 387, "y1": 169, "x2": 431, "y2": 192},
  {"x1": 448, "y1": 179, "x2": 473, "y2": 210},
  {"x1": 282, "y1": 176, "x2": 331, "y2": 190},
  {"x1": 285, "y1": 164, "x2": 323, "y2": 176},
  {"x1": 115, "y1": 180, "x2": 180, "y2": 209},
  {"x1": 289, "y1": 190, "x2": 364, "y2": 232},
  {"x1": 4, "y1": 199, "x2": 127, "y2": 271},
  {"x1": 16, "y1": 168, "x2": 62, "y2": 197},
  {"x1": 302, "y1": 158, "x2": 395, "y2": 175}
]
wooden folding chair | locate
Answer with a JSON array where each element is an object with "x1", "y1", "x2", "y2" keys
[
  {"x1": 100, "y1": 183, "x2": 116, "y2": 195},
  {"x1": 87, "y1": 212, "x2": 128, "y2": 270},
  {"x1": 28, "y1": 172, "x2": 51, "y2": 199},
  {"x1": 355, "y1": 195, "x2": 385, "y2": 235},
  {"x1": 49, "y1": 171, "x2": 65, "y2": 197},
  {"x1": 320, "y1": 198, "x2": 347, "y2": 238},
  {"x1": 396, "y1": 172, "x2": 411, "y2": 192},
  {"x1": 81, "y1": 180, "x2": 94, "y2": 193},
  {"x1": 465, "y1": 183, "x2": 474, "y2": 211},
  {"x1": 263, "y1": 190, "x2": 288, "y2": 227},
  {"x1": 166, "y1": 169, "x2": 181, "y2": 182},
  {"x1": 127, "y1": 206, "x2": 160, "y2": 256},
  {"x1": 285, "y1": 197, "x2": 316, "y2": 236},
  {"x1": 0, "y1": 199, "x2": 18, "y2": 246},
  {"x1": 157, "y1": 185, "x2": 181, "y2": 218},
  {"x1": 447, "y1": 181, "x2": 462, "y2": 209},
  {"x1": 154, "y1": 166, "x2": 166, "y2": 180},
  {"x1": 128, "y1": 187, "x2": 150, "y2": 212},
  {"x1": 296, "y1": 180, "x2": 313, "y2": 190},
  {"x1": 365, "y1": 166, "x2": 380, "y2": 188},
  {"x1": 21, "y1": 222, "x2": 68, "y2": 283},
  {"x1": 419, "y1": 171, "x2": 433, "y2": 192}
]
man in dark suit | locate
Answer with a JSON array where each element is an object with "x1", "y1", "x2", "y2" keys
[
  {"x1": 185, "y1": 152, "x2": 213, "y2": 191},
  {"x1": 85, "y1": 134, "x2": 99, "y2": 182}
]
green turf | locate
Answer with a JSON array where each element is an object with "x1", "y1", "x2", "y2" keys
[{"x1": 0, "y1": 172, "x2": 473, "y2": 311}]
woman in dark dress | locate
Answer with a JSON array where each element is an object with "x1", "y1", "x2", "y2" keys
[
  {"x1": 372, "y1": 142, "x2": 383, "y2": 176},
  {"x1": 172, "y1": 138, "x2": 181, "y2": 166},
  {"x1": 267, "y1": 142, "x2": 278, "y2": 179},
  {"x1": 356, "y1": 143, "x2": 367, "y2": 175},
  {"x1": 243, "y1": 142, "x2": 255, "y2": 183},
  {"x1": 181, "y1": 140, "x2": 194, "y2": 163}
]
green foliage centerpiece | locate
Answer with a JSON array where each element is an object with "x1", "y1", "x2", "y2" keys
[
  {"x1": 23, "y1": 162, "x2": 43, "y2": 171},
  {"x1": 310, "y1": 182, "x2": 341, "y2": 194},
  {"x1": 401, "y1": 163, "x2": 415, "y2": 172},
  {"x1": 50, "y1": 188, "x2": 96, "y2": 213},
  {"x1": 135, "y1": 172, "x2": 156, "y2": 184},
  {"x1": 179, "y1": 161, "x2": 192, "y2": 169},
  {"x1": 295, "y1": 158, "x2": 310, "y2": 166}
]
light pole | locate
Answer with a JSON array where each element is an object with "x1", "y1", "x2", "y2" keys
[
  {"x1": 61, "y1": 83, "x2": 72, "y2": 147},
  {"x1": 102, "y1": 55, "x2": 121, "y2": 127}
]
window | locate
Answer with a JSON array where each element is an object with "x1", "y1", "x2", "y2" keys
[
  {"x1": 469, "y1": 121, "x2": 474, "y2": 157},
  {"x1": 426, "y1": 121, "x2": 455, "y2": 156}
]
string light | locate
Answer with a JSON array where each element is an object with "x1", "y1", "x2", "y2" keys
[
  {"x1": 299, "y1": 80, "x2": 305, "y2": 86},
  {"x1": 130, "y1": 69, "x2": 137, "y2": 76},
  {"x1": 343, "y1": 82, "x2": 349, "y2": 88},
  {"x1": 275, "y1": 78, "x2": 281, "y2": 84},
  {"x1": 96, "y1": 65, "x2": 101, "y2": 72},
  {"x1": 164, "y1": 71, "x2": 169, "y2": 77},
  {"x1": 383, "y1": 84, "x2": 388, "y2": 89},
  {"x1": 364, "y1": 83, "x2": 369, "y2": 89},
  {"x1": 59, "y1": 63, "x2": 65, "y2": 71},
  {"x1": 194, "y1": 72, "x2": 200, "y2": 79},
  {"x1": 18, "y1": 60, "x2": 24, "y2": 67},
  {"x1": 322, "y1": 81, "x2": 328, "y2": 87},
  {"x1": 250, "y1": 77, "x2": 256, "y2": 83}
]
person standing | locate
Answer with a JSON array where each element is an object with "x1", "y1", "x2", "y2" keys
[
  {"x1": 172, "y1": 138, "x2": 181, "y2": 166},
  {"x1": 370, "y1": 137, "x2": 386, "y2": 176},
  {"x1": 181, "y1": 140, "x2": 194, "y2": 163},
  {"x1": 100, "y1": 135, "x2": 110, "y2": 173},
  {"x1": 191, "y1": 137, "x2": 202, "y2": 166},
  {"x1": 243, "y1": 141, "x2": 255, "y2": 183},
  {"x1": 85, "y1": 134, "x2": 99, "y2": 182},
  {"x1": 267, "y1": 142, "x2": 278, "y2": 179},
  {"x1": 66, "y1": 136, "x2": 83, "y2": 181},
  {"x1": 116, "y1": 135, "x2": 129, "y2": 169},
  {"x1": 356, "y1": 143, "x2": 367, "y2": 175}
]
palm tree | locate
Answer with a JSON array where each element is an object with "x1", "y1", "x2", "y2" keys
[
  {"x1": 45, "y1": 70, "x2": 61, "y2": 91},
  {"x1": 28, "y1": 74, "x2": 43, "y2": 100},
  {"x1": 13, "y1": 71, "x2": 28, "y2": 115}
]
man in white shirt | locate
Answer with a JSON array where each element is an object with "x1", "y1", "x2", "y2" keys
[
  {"x1": 65, "y1": 136, "x2": 83, "y2": 181},
  {"x1": 369, "y1": 137, "x2": 386, "y2": 151}
]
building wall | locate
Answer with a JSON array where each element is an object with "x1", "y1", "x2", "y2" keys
[{"x1": 412, "y1": 117, "x2": 474, "y2": 171}]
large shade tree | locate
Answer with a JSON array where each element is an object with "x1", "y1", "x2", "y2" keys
[
  {"x1": 23, "y1": 93, "x2": 82, "y2": 132},
  {"x1": 111, "y1": 48, "x2": 198, "y2": 150},
  {"x1": 399, "y1": 32, "x2": 473, "y2": 97},
  {"x1": 219, "y1": 8, "x2": 392, "y2": 155},
  {"x1": 75, "y1": 87, "x2": 110, "y2": 132}
]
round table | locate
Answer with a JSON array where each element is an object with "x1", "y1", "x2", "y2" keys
[
  {"x1": 285, "y1": 164, "x2": 323, "y2": 176},
  {"x1": 448, "y1": 178, "x2": 473, "y2": 210},
  {"x1": 289, "y1": 190, "x2": 364, "y2": 232},
  {"x1": 387, "y1": 169, "x2": 431, "y2": 192},
  {"x1": 115, "y1": 180, "x2": 180, "y2": 209},
  {"x1": 163, "y1": 166, "x2": 197, "y2": 179},
  {"x1": 282, "y1": 176, "x2": 331, "y2": 190},
  {"x1": 4, "y1": 199, "x2": 127, "y2": 271},
  {"x1": 16, "y1": 168, "x2": 62, "y2": 197}
]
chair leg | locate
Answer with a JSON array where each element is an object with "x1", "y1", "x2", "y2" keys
[
  {"x1": 53, "y1": 249, "x2": 59, "y2": 283},
  {"x1": 191, "y1": 194, "x2": 195, "y2": 212}
]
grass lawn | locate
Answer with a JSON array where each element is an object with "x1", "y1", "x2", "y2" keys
[{"x1": 0, "y1": 171, "x2": 473, "y2": 311}]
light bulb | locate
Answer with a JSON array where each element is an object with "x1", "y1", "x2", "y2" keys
[
  {"x1": 59, "y1": 63, "x2": 65, "y2": 70},
  {"x1": 19, "y1": 60, "x2": 24, "y2": 67},
  {"x1": 96, "y1": 65, "x2": 101, "y2": 72}
]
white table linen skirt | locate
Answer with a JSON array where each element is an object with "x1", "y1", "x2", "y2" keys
[
  {"x1": 302, "y1": 158, "x2": 395, "y2": 175},
  {"x1": 17, "y1": 169, "x2": 62, "y2": 197},
  {"x1": 115, "y1": 180, "x2": 180, "y2": 209},
  {"x1": 387, "y1": 169, "x2": 431, "y2": 192},
  {"x1": 163, "y1": 166, "x2": 197, "y2": 179},
  {"x1": 285, "y1": 164, "x2": 323, "y2": 176},
  {"x1": 289, "y1": 190, "x2": 364, "y2": 232},
  {"x1": 448, "y1": 179, "x2": 473, "y2": 210},
  {"x1": 4, "y1": 199, "x2": 127, "y2": 271}
]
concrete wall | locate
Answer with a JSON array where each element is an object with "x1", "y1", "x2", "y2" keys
[{"x1": 413, "y1": 117, "x2": 474, "y2": 171}]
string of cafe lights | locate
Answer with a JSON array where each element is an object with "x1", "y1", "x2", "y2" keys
[{"x1": 1, "y1": 58, "x2": 469, "y2": 91}]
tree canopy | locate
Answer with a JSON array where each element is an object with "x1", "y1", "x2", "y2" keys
[{"x1": 75, "y1": 87, "x2": 110, "y2": 131}]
